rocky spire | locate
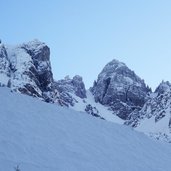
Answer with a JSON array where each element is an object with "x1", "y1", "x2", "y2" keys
[{"x1": 91, "y1": 59, "x2": 151, "y2": 119}]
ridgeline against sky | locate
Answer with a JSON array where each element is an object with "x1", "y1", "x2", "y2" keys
[{"x1": 1, "y1": 0, "x2": 171, "y2": 90}]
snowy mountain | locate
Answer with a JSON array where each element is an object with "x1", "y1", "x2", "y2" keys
[
  {"x1": 126, "y1": 81, "x2": 171, "y2": 142},
  {"x1": 0, "y1": 40, "x2": 91, "y2": 106},
  {"x1": 0, "y1": 87, "x2": 171, "y2": 171},
  {"x1": 1, "y1": 40, "x2": 171, "y2": 143},
  {"x1": 53, "y1": 75, "x2": 87, "y2": 106},
  {"x1": 0, "y1": 40, "x2": 53, "y2": 98},
  {"x1": 91, "y1": 59, "x2": 151, "y2": 120},
  {"x1": 0, "y1": 40, "x2": 124, "y2": 121}
]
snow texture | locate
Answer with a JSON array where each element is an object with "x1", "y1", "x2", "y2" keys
[
  {"x1": 1, "y1": 40, "x2": 53, "y2": 98},
  {"x1": 53, "y1": 75, "x2": 87, "y2": 107},
  {"x1": 1, "y1": 40, "x2": 171, "y2": 143},
  {"x1": 126, "y1": 81, "x2": 171, "y2": 142},
  {"x1": 0, "y1": 87, "x2": 171, "y2": 171},
  {"x1": 71, "y1": 90, "x2": 124, "y2": 124}
]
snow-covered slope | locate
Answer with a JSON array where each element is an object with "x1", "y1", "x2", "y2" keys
[
  {"x1": 53, "y1": 75, "x2": 123, "y2": 122},
  {"x1": 70, "y1": 90, "x2": 124, "y2": 124},
  {"x1": 1, "y1": 39, "x2": 171, "y2": 144},
  {"x1": 126, "y1": 81, "x2": 171, "y2": 142},
  {"x1": 0, "y1": 87, "x2": 171, "y2": 171}
]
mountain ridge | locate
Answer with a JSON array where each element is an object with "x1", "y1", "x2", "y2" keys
[{"x1": 0, "y1": 39, "x2": 171, "y2": 142}]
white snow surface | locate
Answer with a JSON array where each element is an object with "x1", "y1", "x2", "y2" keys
[
  {"x1": 4, "y1": 44, "x2": 42, "y2": 95},
  {"x1": 70, "y1": 90, "x2": 124, "y2": 124},
  {"x1": 134, "y1": 82, "x2": 171, "y2": 142},
  {"x1": 135, "y1": 107, "x2": 171, "y2": 142},
  {"x1": 0, "y1": 87, "x2": 171, "y2": 171},
  {"x1": 0, "y1": 74, "x2": 9, "y2": 86}
]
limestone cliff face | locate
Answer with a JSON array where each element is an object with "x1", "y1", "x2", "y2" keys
[
  {"x1": 91, "y1": 59, "x2": 151, "y2": 119},
  {"x1": 0, "y1": 40, "x2": 86, "y2": 106},
  {"x1": 0, "y1": 40, "x2": 53, "y2": 97},
  {"x1": 53, "y1": 75, "x2": 87, "y2": 107},
  {"x1": 1, "y1": 39, "x2": 171, "y2": 143},
  {"x1": 125, "y1": 81, "x2": 171, "y2": 142}
]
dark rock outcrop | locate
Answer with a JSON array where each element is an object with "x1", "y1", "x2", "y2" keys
[
  {"x1": 1, "y1": 40, "x2": 171, "y2": 142},
  {"x1": 56, "y1": 75, "x2": 86, "y2": 99},
  {"x1": 91, "y1": 59, "x2": 151, "y2": 119},
  {"x1": 21, "y1": 40, "x2": 53, "y2": 91},
  {"x1": 0, "y1": 40, "x2": 88, "y2": 108},
  {"x1": 0, "y1": 43, "x2": 10, "y2": 86},
  {"x1": 0, "y1": 40, "x2": 53, "y2": 98},
  {"x1": 125, "y1": 81, "x2": 171, "y2": 142},
  {"x1": 53, "y1": 75, "x2": 87, "y2": 106},
  {"x1": 126, "y1": 81, "x2": 171, "y2": 127},
  {"x1": 85, "y1": 104, "x2": 104, "y2": 119}
]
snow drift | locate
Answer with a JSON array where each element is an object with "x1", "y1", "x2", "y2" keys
[{"x1": 0, "y1": 88, "x2": 171, "y2": 171}]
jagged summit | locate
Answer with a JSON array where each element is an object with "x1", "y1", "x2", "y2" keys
[
  {"x1": 100, "y1": 59, "x2": 126, "y2": 73},
  {"x1": 126, "y1": 80, "x2": 171, "y2": 142},
  {"x1": 155, "y1": 81, "x2": 171, "y2": 94},
  {"x1": 0, "y1": 40, "x2": 87, "y2": 106},
  {"x1": 20, "y1": 39, "x2": 51, "y2": 61},
  {"x1": 91, "y1": 59, "x2": 151, "y2": 119},
  {"x1": 2, "y1": 40, "x2": 53, "y2": 97},
  {"x1": 1, "y1": 40, "x2": 171, "y2": 143},
  {"x1": 22, "y1": 39, "x2": 47, "y2": 48},
  {"x1": 53, "y1": 75, "x2": 87, "y2": 106}
]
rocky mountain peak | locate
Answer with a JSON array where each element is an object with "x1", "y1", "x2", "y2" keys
[
  {"x1": 72, "y1": 75, "x2": 86, "y2": 98},
  {"x1": 1, "y1": 40, "x2": 171, "y2": 143},
  {"x1": 52, "y1": 75, "x2": 87, "y2": 107},
  {"x1": 101, "y1": 59, "x2": 126, "y2": 73},
  {"x1": 126, "y1": 80, "x2": 171, "y2": 142},
  {"x1": 0, "y1": 40, "x2": 88, "y2": 107},
  {"x1": 21, "y1": 39, "x2": 50, "y2": 61},
  {"x1": 0, "y1": 40, "x2": 53, "y2": 98},
  {"x1": 20, "y1": 39, "x2": 53, "y2": 91},
  {"x1": 55, "y1": 75, "x2": 86, "y2": 99},
  {"x1": 155, "y1": 81, "x2": 171, "y2": 95},
  {"x1": 91, "y1": 59, "x2": 151, "y2": 119}
]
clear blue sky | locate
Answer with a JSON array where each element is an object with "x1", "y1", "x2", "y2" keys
[{"x1": 1, "y1": 0, "x2": 171, "y2": 90}]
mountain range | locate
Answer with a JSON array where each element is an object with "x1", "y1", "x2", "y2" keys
[{"x1": 0, "y1": 39, "x2": 171, "y2": 143}]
